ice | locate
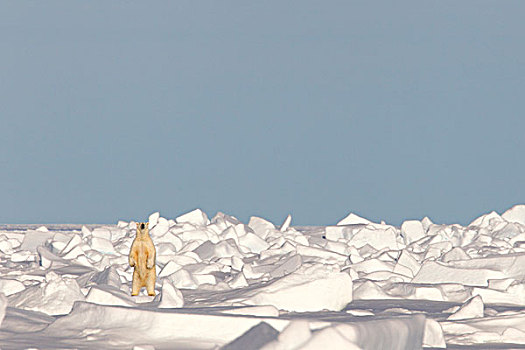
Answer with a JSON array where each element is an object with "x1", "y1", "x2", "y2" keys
[
  {"x1": 421, "y1": 216, "x2": 433, "y2": 230},
  {"x1": 221, "y1": 306, "x2": 279, "y2": 317},
  {"x1": 158, "y1": 260, "x2": 182, "y2": 277},
  {"x1": 176, "y1": 209, "x2": 210, "y2": 226},
  {"x1": 248, "y1": 216, "x2": 275, "y2": 239},
  {"x1": 224, "y1": 322, "x2": 279, "y2": 350},
  {"x1": 325, "y1": 240, "x2": 348, "y2": 254},
  {"x1": 469, "y1": 210, "x2": 504, "y2": 228},
  {"x1": 401, "y1": 220, "x2": 426, "y2": 244},
  {"x1": 325, "y1": 225, "x2": 351, "y2": 240},
  {"x1": 268, "y1": 254, "x2": 302, "y2": 278},
  {"x1": 423, "y1": 318, "x2": 446, "y2": 348},
  {"x1": 471, "y1": 283, "x2": 525, "y2": 305},
  {"x1": 393, "y1": 250, "x2": 421, "y2": 277},
  {"x1": 81, "y1": 225, "x2": 91, "y2": 238},
  {"x1": 348, "y1": 225, "x2": 398, "y2": 251},
  {"x1": 502, "y1": 204, "x2": 525, "y2": 225},
  {"x1": 0, "y1": 238, "x2": 13, "y2": 254},
  {"x1": 60, "y1": 234, "x2": 82, "y2": 255},
  {"x1": 92, "y1": 227, "x2": 112, "y2": 240},
  {"x1": 8, "y1": 272, "x2": 85, "y2": 315},
  {"x1": 280, "y1": 214, "x2": 292, "y2": 232},
  {"x1": 48, "y1": 232, "x2": 69, "y2": 253},
  {"x1": 351, "y1": 258, "x2": 394, "y2": 274},
  {"x1": 298, "y1": 326, "x2": 360, "y2": 349},
  {"x1": 0, "y1": 279, "x2": 26, "y2": 296},
  {"x1": 441, "y1": 311, "x2": 525, "y2": 345},
  {"x1": 158, "y1": 281, "x2": 184, "y2": 308},
  {"x1": 488, "y1": 278, "x2": 514, "y2": 291},
  {"x1": 239, "y1": 232, "x2": 270, "y2": 253},
  {"x1": 20, "y1": 229, "x2": 54, "y2": 251},
  {"x1": 45, "y1": 301, "x2": 291, "y2": 346},
  {"x1": 229, "y1": 272, "x2": 249, "y2": 288},
  {"x1": 193, "y1": 274, "x2": 216, "y2": 286},
  {"x1": 5, "y1": 205, "x2": 525, "y2": 348},
  {"x1": 151, "y1": 217, "x2": 170, "y2": 236},
  {"x1": 296, "y1": 244, "x2": 347, "y2": 264},
  {"x1": 447, "y1": 295, "x2": 484, "y2": 320},
  {"x1": 90, "y1": 237, "x2": 117, "y2": 254},
  {"x1": 194, "y1": 239, "x2": 243, "y2": 260},
  {"x1": 148, "y1": 212, "x2": 160, "y2": 226},
  {"x1": 133, "y1": 345, "x2": 156, "y2": 350},
  {"x1": 62, "y1": 245, "x2": 85, "y2": 260},
  {"x1": 88, "y1": 265, "x2": 122, "y2": 288},
  {"x1": 86, "y1": 285, "x2": 136, "y2": 307},
  {"x1": 411, "y1": 261, "x2": 504, "y2": 286},
  {"x1": 156, "y1": 232, "x2": 183, "y2": 251},
  {"x1": 337, "y1": 212, "x2": 371, "y2": 225},
  {"x1": 0, "y1": 294, "x2": 6, "y2": 328},
  {"x1": 37, "y1": 245, "x2": 69, "y2": 269},
  {"x1": 219, "y1": 226, "x2": 239, "y2": 245},
  {"x1": 353, "y1": 280, "x2": 392, "y2": 300},
  {"x1": 166, "y1": 269, "x2": 199, "y2": 289},
  {"x1": 447, "y1": 253, "x2": 525, "y2": 282},
  {"x1": 290, "y1": 315, "x2": 426, "y2": 350},
  {"x1": 441, "y1": 246, "x2": 470, "y2": 262},
  {"x1": 244, "y1": 264, "x2": 352, "y2": 312},
  {"x1": 179, "y1": 229, "x2": 210, "y2": 244},
  {"x1": 10, "y1": 250, "x2": 35, "y2": 262},
  {"x1": 266, "y1": 320, "x2": 311, "y2": 349}
]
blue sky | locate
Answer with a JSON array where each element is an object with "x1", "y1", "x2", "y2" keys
[{"x1": 1, "y1": 2, "x2": 524, "y2": 226}]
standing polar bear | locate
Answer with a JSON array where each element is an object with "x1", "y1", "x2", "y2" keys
[{"x1": 129, "y1": 222, "x2": 156, "y2": 296}]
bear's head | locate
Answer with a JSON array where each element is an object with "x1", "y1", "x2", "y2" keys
[{"x1": 136, "y1": 222, "x2": 150, "y2": 237}]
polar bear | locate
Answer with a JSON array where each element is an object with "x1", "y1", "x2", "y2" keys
[{"x1": 129, "y1": 222, "x2": 156, "y2": 296}]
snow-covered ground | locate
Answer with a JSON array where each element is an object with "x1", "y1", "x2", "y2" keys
[{"x1": 2, "y1": 206, "x2": 525, "y2": 349}]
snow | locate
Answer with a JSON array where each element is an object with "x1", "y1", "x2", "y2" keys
[
  {"x1": 3, "y1": 206, "x2": 525, "y2": 348},
  {"x1": 244, "y1": 263, "x2": 353, "y2": 312},
  {"x1": 85, "y1": 284, "x2": 136, "y2": 307},
  {"x1": 423, "y1": 318, "x2": 447, "y2": 348},
  {"x1": 8, "y1": 271, "x2": 85, "y2": 315},
  {"x1": 158, "y1": 281, "x2": 185, "y2": 308},
  {"x1": 0, "y1": 293, "x2": 6, "y2": 328}
]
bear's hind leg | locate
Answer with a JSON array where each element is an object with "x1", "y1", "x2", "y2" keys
[
  {"x1": 146, "y1": 271, "x2": 156, "y2": 296},
  {"x1": 131, "y1": 270, "x2": 140, "y2": 296},
  {"x1": 146, "y1": 280, "x2": 155, "y2": 296}
]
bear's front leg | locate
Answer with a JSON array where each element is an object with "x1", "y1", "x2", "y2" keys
[
  {"x1": 131, "y1": 269, "x2": 140, "y2": 296},
  {"x1": 146, "y1": 253, "x2": 155, "y2": 269},
  {"x1": 129, "y1": 251, "x2": 137, "y2": 267}
]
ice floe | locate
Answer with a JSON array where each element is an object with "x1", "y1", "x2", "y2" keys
[{"x1": 3, "y1": 205, "x2": 525, "y2": 348}]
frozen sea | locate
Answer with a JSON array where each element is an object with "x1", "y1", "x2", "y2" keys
[{"x1": 2, "y1": 206, "x2": 525, "y2": 349}]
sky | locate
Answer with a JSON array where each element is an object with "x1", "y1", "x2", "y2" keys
[{"x1": 1, "y1": 2, "x2": 524, "y2": 226}]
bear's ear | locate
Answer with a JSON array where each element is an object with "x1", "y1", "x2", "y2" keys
[
  {"x1": 136, "y1": 222, "x2": 140, "y2": 229},
  {"x1": 145, "y1": 222, "x2": 149, "y2": 227}
]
